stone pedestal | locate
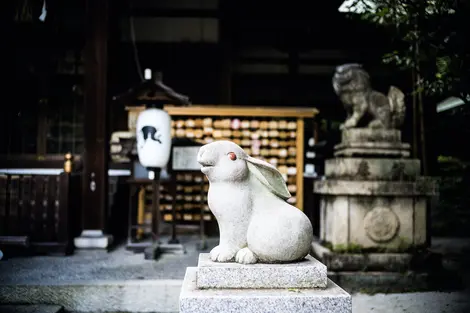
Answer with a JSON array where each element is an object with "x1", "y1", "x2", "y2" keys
[
  {"x1": 74, "y1": 230, "x2": 113, "y2": 250},
  {"x1": 312, "y1": 128, "x2": 439, "y2": 291},
  {"x1": 179, "y1": 253, "x2": 352, "y2": 313}
]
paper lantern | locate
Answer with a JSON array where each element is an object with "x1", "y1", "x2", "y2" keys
[{"x1": 136, "y1": 108, "x2": 172, "y2": 169}]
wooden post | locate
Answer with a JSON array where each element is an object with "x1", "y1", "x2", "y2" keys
[
  {"x1": 74, "y1": 0, "x2": 113, "y2": 250},
  {"x1": 151, "y1": 169, "x2": 162, "y2": 244},
  {"x1": 169, "y1": 174, "x2": 179, "y2": 244},
  {"x1": 296, "y1": 118, "x2": 305, "y2": 211}
]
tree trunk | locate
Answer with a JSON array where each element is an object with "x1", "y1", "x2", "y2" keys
[
  {"x1": 417, "y1": 73, "x2": 428, "y2": 175},
  {"x1": 415, "y1": 42, "x2": 428, "y2": 176},
  {"x1": 411, "y1": 70, "x2": 418, "y2": 159}
]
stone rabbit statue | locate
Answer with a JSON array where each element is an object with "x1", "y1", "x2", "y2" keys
[
  {"x1": 197, "y1": 140, "x2": 314, "y2": 264},
  {"x1": 332, "y1": 63, "x2": 406, "y2": 130}
]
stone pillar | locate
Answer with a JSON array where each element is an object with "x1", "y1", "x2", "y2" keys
[
  {"x1": 312, "y1": 128, "x2": 438, "y2": 291},
  {"x1": 179, "y1": 253, "x2": 352, "y2": 313}
]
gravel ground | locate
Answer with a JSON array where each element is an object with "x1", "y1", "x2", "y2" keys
[
  {"x1": 1, "y1": 236, "x2": 470, "y2": 313},
  {"x1": 0, "y1": 235, "x2": 217, "y2": 284}
]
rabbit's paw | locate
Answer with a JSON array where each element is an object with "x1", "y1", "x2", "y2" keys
[
  {"x1": 235, "y1": 247, "x2": 258, "y2": 264},
  {"x1": 210, "y1": 245, "x2": 237, "y2": 262}
]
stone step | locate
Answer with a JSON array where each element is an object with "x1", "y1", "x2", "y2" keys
[
  {"x1": 341, "y1": 128, "x2": 402, "y2": 144},
  {"x1": 181, "y1": 267, "x2": 351, "y2": 313},
  {"x1": 0, "y1": 305, "x2": 64, "y2": 313},
  {"x1": 334, "y1": 142, "x2": 410, "y2": 158},
  {"x1": 196, "y1": 253, "x2": 327, "y2": 289},
  {"x1": 314, "y1": 179, "x2": 437, "y2": 196},
  {"x1": 325, "y1": 158, "x2": 421, "y2": 181}
]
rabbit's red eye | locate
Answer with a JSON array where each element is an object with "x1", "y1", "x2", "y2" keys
[{"x1": 228, "y1": 152, "x2": 237, "y2": 161}]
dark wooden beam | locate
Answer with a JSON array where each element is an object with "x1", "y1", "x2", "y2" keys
[
  {"x1": 128, "y1": 8, "x2": 219, "y2": 18},
  {"x1": 82, "y1": 0, "x2": 109, "y2": 231},
  {"x1": 0, "y1": 154, "x2": 82, "y2": 169}
]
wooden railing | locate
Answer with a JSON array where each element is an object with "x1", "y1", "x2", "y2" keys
[{"x1": 0, "y1": 172, "x2": 82, "y2": 255}]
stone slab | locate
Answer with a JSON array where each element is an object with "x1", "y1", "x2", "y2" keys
[
  {"x1": 328, "y1": 271, "x2": 431, "y2": 294},
  {"x1": 325, "y1": 158, "x2": 421, "y2": 181},
  {"x1": 335, "y1": 148, "x2": 410, "y2": 158},
  {"x1": 161, "y1": 243, "x2": 187, "y2": 254},
  {"x1": 180, "y1": 267, "x2": 352, "y2": 313},
  {"x1": 0, "y1": 305, "x2": 63, "y2": 313},
  {"x1": 341, "y1": 128, "x2": 402, "y2": 144},
  {"x1": 334, "y1": 141, "x2": 410, "y2": 158},
  {"x1": 314, "y1": 179, "x2": 438, "y2": 196},
  {"x1": 196, "y1": 253, "x2": 327, "y2": 289},
  {"x1": 335, "y1": 142, "x2": 410, "y2": 150},
  {"x1": 73, "y1": 230, "x2": 113, "y2": 250},
  {"x1": 329, "y1": 269, "x2": 465, "y2": 294},
  {"x1": 311, "y1": 241, "x2": 414, "y2": 271}
]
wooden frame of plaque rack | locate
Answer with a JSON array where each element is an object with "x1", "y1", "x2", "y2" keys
[{"x1": 126, "y1": 105, "x2": 319, "y2": 212}]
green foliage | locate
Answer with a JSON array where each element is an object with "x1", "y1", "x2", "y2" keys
[
  {"x1": 345, "y1": 0, "x2": 470, "y2": 102},
  {"x1": 434, "y1": 156, "x2": 470, "y2": 237}
]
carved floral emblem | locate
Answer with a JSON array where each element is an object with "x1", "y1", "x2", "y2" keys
[{"x1": 363, "y1": 207, "x2": 399, "y2": 243}]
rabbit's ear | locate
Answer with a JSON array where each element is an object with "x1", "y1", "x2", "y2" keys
[{"x1": 245, "y1": 156, "x2": 291, "y2": 200}]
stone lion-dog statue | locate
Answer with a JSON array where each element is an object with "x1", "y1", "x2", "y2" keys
[{"x1": 332, "y1": 63, "x2": 406, "y2": 130}]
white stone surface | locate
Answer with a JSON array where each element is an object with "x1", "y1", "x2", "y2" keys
[
  {"x1": 197, "y1": 140, "x2": 313, "y2": 264},
  {"x1": 180, "y1": 267, "x2": 352, "y2": 313},
  {"x1": 74, "y1": 230, "x2": 113, "y2": 249},
  {"x1": 196, "y1": 253, "x2": 327, "y2": 289}
]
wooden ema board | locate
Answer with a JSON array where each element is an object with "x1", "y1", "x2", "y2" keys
[{"x1": 127, "y1": 105, "x2": 318, "y2": 231}]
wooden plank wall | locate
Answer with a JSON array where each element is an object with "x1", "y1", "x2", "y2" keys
[{"x1": 0, "y1": 173, "x2": 80, "y2": 255}]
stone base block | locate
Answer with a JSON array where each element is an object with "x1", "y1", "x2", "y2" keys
[
  {"x1": 74, "y1": 230, "x2": 113, "y2": 250},
  {"x1": 144, "y1": 243, "x2": 187, "y2": 260},
  {"x1": 161, "y1": 243, "x2": 187, "y2": 254},
  {"x1": 341, "y1": 128, "x2": 402, "y2": 144},
  {"x1": 196, "y1": 253, "x2": 327, "y2": 289},
  {"x1": 334, "y1": 128, "x2": 411, "y2": 157},
  {"x1": 328, "y1": 270, "x2": 465, "y2": 294},
  {"x1": 334, "y1": 143, "x2": 410, "y2": 157},
  {"x1": 314, "y1": 179, "x2": 437, "y2": 196},
  {"x1": 325, "y1": 158, "x2": 421, "y2": 181},
  {"x1": 311, "y1": 241, "x2": 414, "y2": 271},
  {"x1": 314, "y1": 179, "x2": 437, "y2": 250},
  {"x1": 180, "y1": 267, "x2": 352, "y2": 313},
  {"x1": 329, "y1": 271, "x2": 430, "y2": 294},
  {"x1": 310, "y1": 242, "x2": 464, "y2": 293}
]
